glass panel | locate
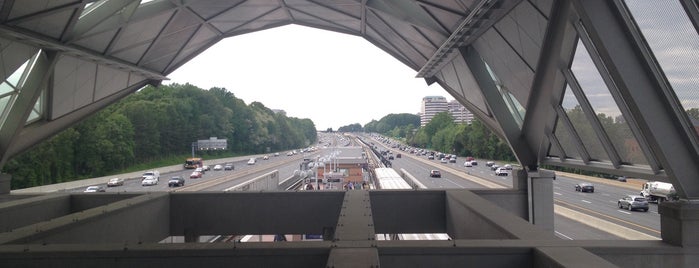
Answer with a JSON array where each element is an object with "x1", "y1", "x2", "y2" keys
[
  {"x1": 26, "y1": 109, "x2": 40, "y2": 123},
  {"x1": 0, "y1": 82, "x2": 15, "y2": 96},
  {"x1": 571, "y1": 40, "x2": 649, "y2": 165},
  {"x1": 553, "y1": 117, "x2": 579, "y2": 159},
  {"x1": 547, "y1": 141, "x2": 561, "y2": 158},
  {"x1": 624, "y1": 1, "x2": 699, "y2": 134},
  {"x1": 484, "y1": 61, "x2": 526, "y2": 127},
  {"x1": 6, "y1": 60, "x2": 28, "y2": 87},
  {"x1": 561, "y1": 86, "x2": 609, "y2": 161}
]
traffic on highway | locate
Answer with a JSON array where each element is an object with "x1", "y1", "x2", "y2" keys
[{"x1": 75, "y1": 132, "x2": 661, "y2": 241}]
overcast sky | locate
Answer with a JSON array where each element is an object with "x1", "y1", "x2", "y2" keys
[{"x1": 166, "y1": 25, "x2": 447, "y2": 130}]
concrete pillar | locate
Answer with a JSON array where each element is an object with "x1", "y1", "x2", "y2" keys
[
  {"x1": 526, "y1": 170, "x2": 555, "y2": 231},
  {"x1": 659, "y1": 200, "x2": 699, "y2": 247},
  {"x1": 184, "y1": 228, "x2": 199, "y2": 243},
  {"x1": 0, "y1": 173, "x2": 10, "y2": 194}
]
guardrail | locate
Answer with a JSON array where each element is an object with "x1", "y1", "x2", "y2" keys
[
  {"x1": 223, "y1": 170, "x2": 279, "y2": 192},
  {"x1": 399, "y1": 168, "x2": 427, "y2": 189}
]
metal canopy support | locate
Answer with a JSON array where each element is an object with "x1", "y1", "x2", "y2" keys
[
  {"x1": 572, "y1": 0, "x2": 699, "y2": 199},
  {"x1": 3, "y1": 79, "x2": 153, "y2": 161},
  {"x1": 459, "y1": 46, "x2": 537, "y2": 168},
  {"x1": 0, "y1": 50, "x2": 57, "y2": 168}
]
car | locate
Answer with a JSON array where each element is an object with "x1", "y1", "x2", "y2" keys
[
  {"x1": 430, "y1": 170, "x2": 441, "y2": 178},
  {"x1": 464, "y1": 161, "x2": 472, "y2": 167},
  {"x1": 503, "y1": 164, "x2": 512, "y2": 170},
  {"x1": 168, "y1": 176, "x2": 185, "y2": 187},
  {"x1": 274, "y1": 152, "x2": 280, "y2": 156},
  {"x1": 486, "y1": 161, "x2": 495, "y2": 167},
  {"x1": 490, "y1": 164, "x2": 500, "y2": 171},
  {"x1": 107, "y1": 178, "x2": 124, "y2": 187},
  {"x1": 495, "y1": 167, "x2": 509, "y2": 176},
  {"x1": 388, "y1": 155, "x2": 394, "y2": 160},
  {"x1": 224, "y1": 164, "x2": 234, "y2": 170},
  {"x1": 213, "y1": 164, "x2": 223, "y2": 171},
  {"x1": 195, "y1": 167, "x2": 205, "y2": 174},
  {"x1": 263, "y1": 155, "x2": 269, "y2": 160},
  {"x1": 84, "y1": 186, "x2": 105, "y2": 192},
  {"x1": 247, "y1": 158, "x2": 256, "y2": 165},
  {"x1": 202, "y1": 165, "x2": 210, "y2": 171},
  {"x1": 396, "y1": 153, "x2": 401, "y2": 158},
  {"x1": 470, "y1": 160, "x2": 478, "y2": 166},
  {"x1": 440, "y1": 158, "x2": 448, "y2": 163},
  {"x1": 190, "y1": 171, "x2": 202, "y2": 179},
  {"x1": 575, "y1": 183, "x2": 595, "y2": 193},
  {"x1": 427, "y1": 155, "x2": 435, "y2": 160},
  {"x1": 617, "y1": 176, "x2": 627, "y2": 182},
  {"x1": 618, "y1": 195, "x2": 649, "y2": 212},
  {"x1": 141, "y1": 176, "x2": 158, "y2": 186}
]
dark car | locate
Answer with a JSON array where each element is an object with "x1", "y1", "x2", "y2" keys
[
  {"x1": 430, "y1": 170, "x2": 441, "y2": 178},
  {"x1": 224, "y1": 164, "x2": 234, "y2": 170},
  {"x1": 168, "y1": 176, "x2": 185, "y2": 187},
  {"x1": 618, "y1": 195, "x2": 649, "y2": 212},
  {"x1": 575, "y1": 183, "x2": 595, "y2": 193}
]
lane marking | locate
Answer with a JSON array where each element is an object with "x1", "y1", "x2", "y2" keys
[
  {"x1": 556, "y1": 199, "x2": 660, "y2": 235},
  {"x1": 555, "y1": 231, "x2": 573, "y2": 240},
  {"x1": 554, "y1": 192, "x2": 562, "y2": 196},
  {"x1": 581, "y1": 200, "x2": 591, "y2": 204},
  {"x1": 617, "y1": 210, "x2": 631, "y2": 215}
]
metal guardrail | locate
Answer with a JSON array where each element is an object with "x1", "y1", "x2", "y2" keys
[{"x1": 224, "y1": 170, "x2": 279, "y2": 192}]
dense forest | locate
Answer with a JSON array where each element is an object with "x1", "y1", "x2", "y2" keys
[{"x1": 5, "y1": 83, "x2": 317, "y2": 189}]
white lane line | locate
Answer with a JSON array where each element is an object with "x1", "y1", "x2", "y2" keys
[
  {"x1": 581, "y1": 200, "x2": 591, "y2": 204},
  {"x1": 555, "y1": 231, "x2": 573, "y2": 240},
  {"x1": 554, "y1": 192, "x2": 562, "y2": 196},
  {"x1": 617, "y1": 210, "x2": 631, "y2": 215}
]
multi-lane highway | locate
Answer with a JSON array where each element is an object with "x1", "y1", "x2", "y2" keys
[
  {"x1": 368, "y1": 137, "x2": 661, "y2": 240},
  {"x1": 71, "y1": 132, "x2": 661, "y2": 241}
]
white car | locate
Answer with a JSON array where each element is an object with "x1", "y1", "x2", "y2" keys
[
  {"x1": 464, "y1": 161, "x2": 472, "y2": 167},
  {"x1": 142, "y1": 175, "x2": 158, "y2": 186},
  {"x1": 107, "y1": 178, "x2": 124, "y2": 187},
  {"x1": 495, "y1": 167, "x2": 509, "y2": 176},
  {"x1": 213, "y1": 164, "x2": 223, "y2": 171},
  {"x1": 247, "y1": 158, "x2": 256, "y2": 165},
  {"x1": 263, "y1": 155, "x2": 269, "y2": 160},
  {"x1": 84, "y1": 186, "x2": 105, "y2": 192}
]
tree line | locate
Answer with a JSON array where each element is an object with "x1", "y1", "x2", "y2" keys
[
  {"x1": 341, "y1": 112, "x2": 516, "y2": 161},
  {"x1": 5, "y1": 83, "x2": 317, "y2": 189}
]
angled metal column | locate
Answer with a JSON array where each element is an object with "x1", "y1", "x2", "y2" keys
[
  {"x1": 0, "y1": 50, "x2": 58, "y2": 172},
  {"x1": 572, "y1": 0, "x2": 699, "y2": 200},
  {"x1": 573, "y1": 0, "x2": 699, "y2": 247},
  {"x1": 458, "y1": 46, "x2": 537, "y2": 168}
]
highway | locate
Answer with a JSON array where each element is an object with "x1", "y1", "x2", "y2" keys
[
  {"x1": 71, "y1": 132, "x2": 661, "y2": 241},
  {"x1": 369, "y1": 136, "x2": 661, "y2": 240}
]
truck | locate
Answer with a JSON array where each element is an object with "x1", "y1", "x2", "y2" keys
[
  {"x1": 640, "y1": 181, "x2": 678, "y2": 203},
  {"x1": 142, "y1": 170, "x2": 160, "y2": 182}
]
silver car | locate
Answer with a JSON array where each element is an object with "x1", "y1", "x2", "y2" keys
[{"x1": 618, "y1": 195, "x2": 649, "y2": 212}]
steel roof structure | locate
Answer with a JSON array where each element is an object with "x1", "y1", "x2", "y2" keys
[{"x1": 0, "y1": 0, "x2": 698, "y2": 267}]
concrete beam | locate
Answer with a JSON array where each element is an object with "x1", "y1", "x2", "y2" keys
[
  {"x1": 370, "y1": 190, "x2": 445, "y2": 234},
  {"x1": 0, "y1": 193, "x2": 71, "y2": 232},
  {"x1": 170, "y1": 191, "x2": 344, "y2": 236},
  {"x1": 0, "y1": 192, "x2": 169, "y2": 245},
  {"x1": 445, "y1": 189, "x2": 556, "y2": 240}
]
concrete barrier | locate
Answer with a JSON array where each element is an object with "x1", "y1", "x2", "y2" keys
[{"x1": 11, "y1": 155, "x2": 262, "y2": 193}]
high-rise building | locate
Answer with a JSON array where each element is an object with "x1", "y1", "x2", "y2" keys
[
  {"x1": 449, "y1": 100, "x2": 474, "y2": 124},
  {"x1": 421, "y1": 96, "x2": 448, "y2": 126}
]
